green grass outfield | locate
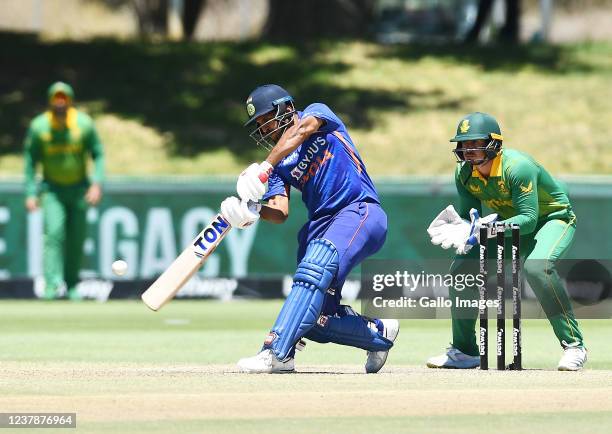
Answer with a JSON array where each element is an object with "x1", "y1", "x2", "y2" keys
[{"x1": 1, "y1": 300, "x2": 611, "y2": 433}]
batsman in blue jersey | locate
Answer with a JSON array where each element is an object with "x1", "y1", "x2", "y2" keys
[{"x1": 220, "y1": 84, "x2": 399, "y2": 373}]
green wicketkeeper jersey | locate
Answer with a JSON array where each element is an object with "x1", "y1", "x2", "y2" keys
[
  {"x1": 24, "y1": 108, "x2": 105, "y2": 197},
  {"x1": 454, "y1": 148, "x2": 575, "y2": 235}
]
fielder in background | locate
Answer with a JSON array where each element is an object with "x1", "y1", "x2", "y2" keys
[
  {"x1": 24, "y1": 82, "x2": 105, "y2": 300},
  {"x1": 220, "y1": 84, "x2": 399, "y2": 373},
  {"x1": 426, "y1": 112, "x2": 586, "y2": 371}
]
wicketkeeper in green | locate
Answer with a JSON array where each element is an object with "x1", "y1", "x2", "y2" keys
[
  {"x1": 426, "y1": 112, "x2": 587, "y2": 370},
  {"x1": 24, "y1": 82, "x2": 105, "y2": 300}
]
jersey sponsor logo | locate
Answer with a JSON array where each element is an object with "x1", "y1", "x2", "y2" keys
[
  {"x1": 291, "y1": 136, "x2": 326, "y2": 179},
  {"x1": 290, "y1": 136, "x2": 333, "y2": 187},
  {"x1": 519, "y1": 181, "x2": 533, "y2": 193},
  {"x1": 460, "y1": 119, "x2": 470, "y2": 133},
  {"x1": 498, "y1": 180, "x2": 508, "y2": 194},
  {"x1": 297, "y1": 150, "x2": 333, "y2": 188}
]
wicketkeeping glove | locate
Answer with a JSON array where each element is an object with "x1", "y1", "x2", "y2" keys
[
  {"x1": 427, "y1": 205, "x2": 498, "y2": 254},
  {"x1": 453, "y1": 209, "x2": 498, "y2": 255},
  {"x1": 427, "y1": 205, "x2": 468, "y2": 249}
]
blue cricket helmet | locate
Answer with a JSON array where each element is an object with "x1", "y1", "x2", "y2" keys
[
  {"x1": 244, "y1": 84, "x2": 293, "y2": 126},
  {"x1": 244, "y1": 84, "x2": 296, "y2": 150}
]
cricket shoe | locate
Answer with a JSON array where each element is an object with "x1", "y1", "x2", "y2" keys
[
  {"x1": 237, "y1": 349, "x2": 295, "y2": 374},
  {"x1": 365, "y1": 319, "x2": 400, "y2": 373},
  {"x1": 558, "y1": 341, "x2": 587, "y2": 371},
  {"x1": 426, "y1": 346, "x2": 480, "y2": 369}
]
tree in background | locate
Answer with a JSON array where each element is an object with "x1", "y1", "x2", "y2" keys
[
  {"x1": 182, "y1": 0, "x2": 206, "y2": 40},
  {"x1": 263, "y1": 0, "x2": 376, "y2": 40},
  {"x1": 109, "y1": 0, "x2": 375, "y2": 41},
  {"x1": 465, "y1": 0, "x2": 521, "y2": 44},
  {"x1": 128, "y1": 0, "x2": 206, "y2": 40},
  {"x1": 132, "y1": 0, "x2": 168, "y2": 36}
]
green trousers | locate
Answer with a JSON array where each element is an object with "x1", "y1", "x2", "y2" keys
[
  {"x1": 450, "y1": 218, "x2": 584, "y2": 356},
  {"x1": 42, "y1": 184, "x2": 88, "y2": 294}
]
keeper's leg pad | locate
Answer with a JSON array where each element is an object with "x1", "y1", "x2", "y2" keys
[
  {"x1": 267, "y1": 239, "x2": 339, "y2": 360},
  {"x1": 304, "y1": 308, "x2": 393, "y2": 352}
]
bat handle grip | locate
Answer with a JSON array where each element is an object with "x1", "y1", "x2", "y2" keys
[{"x1": 258, "y1": 161, "x2": 273, "y2": 184}]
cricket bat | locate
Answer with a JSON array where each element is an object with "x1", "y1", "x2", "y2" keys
[{"x1": 141, "y1": 213, "x2": 231, "y2": 311}]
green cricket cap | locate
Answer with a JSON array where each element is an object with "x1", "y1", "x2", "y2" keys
[
  {"x1": 450, "y1": 112, "x2": 503, "y2": 142},
  {"x1": 47, "y1": 81, "x2": 75, "y2": 103}
]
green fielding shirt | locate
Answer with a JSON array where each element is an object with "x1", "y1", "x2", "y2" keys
[
  {"x1": 455, "y1": 148, "x2": 575, "y2": 235},
  {"x1": 24, "y1": 108, "x2": 105, "y2": 197}
]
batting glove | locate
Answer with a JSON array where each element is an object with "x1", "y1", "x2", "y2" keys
[
  {"x1": 220, "y1": 196, "x2": 261, "y2": 229},
  {"x1": 236, "y1": 161, "x2": 274, "y2": 202}
]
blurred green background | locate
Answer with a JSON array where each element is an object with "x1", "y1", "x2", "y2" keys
[{"x1": 1, "y1": 0, "x2": 611, "y2": 177}]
